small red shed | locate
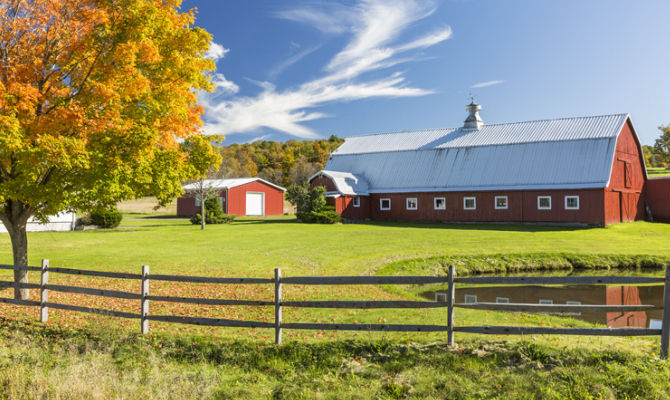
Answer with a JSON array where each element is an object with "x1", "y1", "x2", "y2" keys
[{"x1": 177, "y1": 178, "x2": 285, "y2": 217}]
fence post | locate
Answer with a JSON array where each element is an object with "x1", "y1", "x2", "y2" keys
[
  {"x1": 275, "y1": 268, "x2": 282, "y2": 345},
  {"x1": 660, "y1": 264, "x2": 670, "y2": 358},
  {"x1": 447, "y1": 265, "x2": 456, "y2": 346},
  {"x1": 40, "y1": 259, "x2": 49, "y2": 323},
  {"x1": 141, "y1": 265, "x2": 150, "y2": 334}
]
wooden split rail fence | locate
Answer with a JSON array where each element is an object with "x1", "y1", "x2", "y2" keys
[{"x1": 1, "y1": 261, "x2": 670, "y2": 357}]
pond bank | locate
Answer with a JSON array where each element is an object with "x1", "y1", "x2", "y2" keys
[{"x1": 377, "y1": 253, "x2": 670, "y2": 277}]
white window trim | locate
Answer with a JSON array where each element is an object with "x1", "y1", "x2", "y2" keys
[
  {"x1": 464, "y1": 295, "x2": 477, "y2": 304},
  {"x1": 463, "y1": 197, "x2": 476, "y2": 210},
  {"x1": 434, "y1": 292, "x2": 447, "y2": 302},
  {"x1": 406, "y1": 197, "x2": 418, "y2": 210},
  {"x1": 380, "y1": 198, "x2": 391, "y2": 211},
  {"x1": 564, "y1": 195, "x2": 579, "y2": 210},
  {"x1": 537, "y1": 196, "x2": 552, "y2": 210},
  {"x1": 434, "y1": 197, "x2": 446, "y2": 210},
  {"x1": 496, "y1": 297, "x2": 510, "y2": 304},
  {"x1": 494, "y1": 196, "x2": 508, "y2": 210},
  {"x1": 352, "y1": 196, "x2": 360, "y2": 208}
]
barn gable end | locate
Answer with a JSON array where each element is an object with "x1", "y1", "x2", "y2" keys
[{"x1": 604, "y1": 118, "x2": 647, "y2": 225}]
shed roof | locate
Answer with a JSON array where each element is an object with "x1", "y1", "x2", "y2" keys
[
  {"x1": 321, "y1": 114, "x2": 631, "y2": 194},
  {"x1": 309, "y1": 170, "x2": 369, "y2": 196},
  {"x1": 182, "y1": 178, "x2": 286, "y2": 192}
]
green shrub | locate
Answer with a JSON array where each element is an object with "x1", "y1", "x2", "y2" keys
[
  {"x1": 89, "y1": 208, "x2": 123, "y2": 228},
  {"x1": 190, "y1": 196, "x2": 235, "y2": 225},
  {"x1": 299, "y1": 207, "x2": 340, "y2": 224},
  {"x1": 190, "y1": 212, "x2": 235, "y2": 225},
  {"x1": 288, "y1": 185, "x2": 339, "y2": 224}
]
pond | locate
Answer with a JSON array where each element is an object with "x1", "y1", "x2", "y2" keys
[{"x1": 421, "y1": 269, "x2": 666, "y2": 329}]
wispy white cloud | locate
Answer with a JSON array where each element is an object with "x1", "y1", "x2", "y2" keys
[
  {"x1": 268, "y1": 44, "x2": 322, "y2": 80},
  {"x1": 249, "y1": 135, "x2": 272, "y2": 143},
  {"x1": 275, "y1": 3, "x2": 356, "y2": 34},
  {"x1": 201, "y1": 0, "x2": 451, "y2": 138},
  {"x1": 205, "y1": 42, "x2": 230, "y2": 62},
  {"x1": 470, "y1": 80, "x2": 505, "y2": 89},
  {"x1": 211, "y1": 73, "x2": 239, "y2": 95}
]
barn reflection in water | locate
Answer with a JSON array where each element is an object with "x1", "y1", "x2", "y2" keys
[{"x1": 425, "y1": 285, "x2": 664, "y2": 328}]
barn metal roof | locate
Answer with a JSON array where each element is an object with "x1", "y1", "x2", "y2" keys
[
  {"x1": 182, "y1": 178, "x2": 286, "y2": 192},
  {"x1": 322, "y1": 114, "x2": 630, "y2": 194},
  {"x1": 309, "y1": 170, "x2": 370, "y2": 195}
]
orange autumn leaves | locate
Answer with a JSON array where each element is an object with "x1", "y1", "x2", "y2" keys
[{"x1": 0, "y1": 0, "x2": 218, "y2": 214}]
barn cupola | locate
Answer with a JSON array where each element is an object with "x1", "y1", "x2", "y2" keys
[{"x1": 463, "y1": 99, "x2": 484, "y2": 130}]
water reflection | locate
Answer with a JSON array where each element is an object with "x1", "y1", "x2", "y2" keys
[{"x1": 424, "y1": 284, "x2": 664, "y2": 328}]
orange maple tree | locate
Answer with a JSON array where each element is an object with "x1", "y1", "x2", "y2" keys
[{"x1": 0, "y1": 0, "x2": 219, "y2": 299}]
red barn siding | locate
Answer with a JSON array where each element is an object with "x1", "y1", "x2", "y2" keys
[
  {"x1": 311, "y1": 176, "x2": 337, "y2": 192},
  {"x1": 227, "y1": 180, "x2": 284, "y2": 216},
  {"x1": 339, "y1": 196, "x2": 370, "y2": 219},
  {"x1": 604, "y1": 119, "x2": 646, "y2": 225},
  {"x1": 647, "y1": 177, "x2": 670, "y2": 222},
  {"x1": 369, "y1": 189, "x2": 604, "y2": 224}
]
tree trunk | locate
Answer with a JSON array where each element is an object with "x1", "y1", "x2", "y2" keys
[
  {"x1": 200, "y1": 196, "x2": 205, "y2": 230},
  {"x1": 8, "y1": 222, "x2": 30, "y2": 300}
]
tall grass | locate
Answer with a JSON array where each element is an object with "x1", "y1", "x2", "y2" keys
[{"x1": 1, "y1": 317, "x2": 668, "y2": 399}]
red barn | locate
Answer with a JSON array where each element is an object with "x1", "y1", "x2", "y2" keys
[
  {"x1": 177, "y1": 178, "x2": 285, "y2": 217},
  {"x1": 310, "y1": 101, "x2": 657, "y2": 226}
]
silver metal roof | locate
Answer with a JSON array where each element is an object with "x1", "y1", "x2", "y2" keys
[
  {"x1": 183, "y1": 178, "x2": 286, "y2": 192},
  {"x1": 324, "y1": 114, "x2": 630, "y2": 194},
  {"x1": 309, "y1": 170, "x2": 369, "y2": 195}
]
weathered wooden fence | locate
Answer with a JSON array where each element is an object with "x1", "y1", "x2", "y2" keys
[{"x1": 1, "y1": 261, "x2": 669, "y2": 357}]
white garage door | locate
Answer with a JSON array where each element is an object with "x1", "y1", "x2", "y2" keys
[{"x1": 245, "y1": 192, "x2": 264, "y2": 216}]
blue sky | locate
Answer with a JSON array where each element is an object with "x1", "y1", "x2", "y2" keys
[{"x1": 183, "y1": 0, "x2": 670, "y2": 146}]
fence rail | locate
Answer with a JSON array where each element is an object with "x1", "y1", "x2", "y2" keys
[{"x1": 1, "y1": 260, "x2": 669, "y2": 357}]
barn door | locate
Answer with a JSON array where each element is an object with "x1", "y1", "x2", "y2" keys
[
  {"x1": 245, "y1": 192, "x2": 264, "y2": 216},
  {"x1": 619, "y1": 192, "x2": 636, "y2": 222}
]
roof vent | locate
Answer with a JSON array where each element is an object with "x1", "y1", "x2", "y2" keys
[{"x1": 463, "y1": 99, "x2": 483, "y2": 130}]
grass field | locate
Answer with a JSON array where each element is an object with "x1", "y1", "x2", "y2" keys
[
  {"x1": 1, "y1": 214, "x2": 670, "y2": 398},
  {"x1": 647, "y1": 167, "x2": 670, "y2": 178}
]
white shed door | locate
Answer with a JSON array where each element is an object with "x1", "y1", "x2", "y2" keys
[{"x1": 245, "y1": 192, "x2": 264, "y2": 216}]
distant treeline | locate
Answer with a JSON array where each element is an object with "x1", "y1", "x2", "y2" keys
[{"x1": 209, "y1": 135, "x2": 344, "y2": 188}]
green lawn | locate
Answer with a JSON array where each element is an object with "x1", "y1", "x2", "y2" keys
[
  {"x1": 3, "y1": 215, "x2": 670, "y2": 277},
  {"x1": 648, "y1": 167, "x2": 670, "y2": 178},
  {"x1": 1, "y1": 217, "x2": 670, "y2": 398}
]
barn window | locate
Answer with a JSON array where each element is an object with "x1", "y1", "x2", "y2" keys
[
  {"x1": 434, "y1": 197, "x2": 446, "y2": 210},
  {"x1": 463, "y1": 197, "x2": 476, "y2": 210},
  {"x1": 537, "y1": 196, "x2": 551, "y2": 210},
  {"x1": 464, "y1": 295, "x2": 477, "y2": 304},
  {"x1": 539, "y1": 299, "x2": 553, "y2": 305},
  {"x1": 565, "y1": 196, "x2": 579, "y2": 210},
  {"x1": 380, "y1": 198, "x2": 391, "y2": 210},
  {"x1": 406, "y1": 198, "x2": 418, "y2": 210},
  {"x1": 352, "y1": 196, "x2": 360, "y2": 207},
  {"x1": 194, "y1": 195, "x2": 201, "y2": 207},
  {"x1": 496, "y1": 297, "x2": 510, "y2": 304},
  {"x1": 494, "y1": 196, "x2": 508, "y2": 210}
]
